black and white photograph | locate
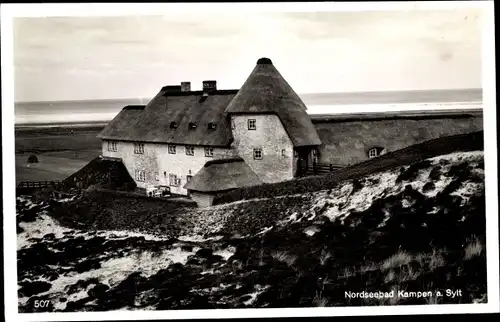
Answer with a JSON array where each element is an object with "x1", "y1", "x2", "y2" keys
[{"x1": 2, "y1": 1, "x2": 499, "y2": 321}]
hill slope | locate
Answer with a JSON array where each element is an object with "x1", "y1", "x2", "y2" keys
[
  {"x1": 17, "y1": 149, "x2": 487, "y2": 311},
  {"x1": 214, "y1": 131, "x2": 484, "y2": 205}
]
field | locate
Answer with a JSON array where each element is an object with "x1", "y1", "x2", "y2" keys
[
  {"x1": 17, "y1": 149, "x2": 487, "y2": 311},
  {"x1": 15, "y1": 125, "x2": 104, "y2": 185}
]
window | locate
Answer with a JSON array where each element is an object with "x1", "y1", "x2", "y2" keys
[
  {"x1": 185, "y1": 145, "x2": 195, "y2": 156},
  {"x1": 368, "y1": 147, "x2": 383, "y2": 159},
  {"x1": 281, "y1": 149, "x2": 286, "y2": 157},
  {"x1": 155, "y1": 171, "x2": 159, "y2": 181},
  {"x1": 168, "y1": 144, "x2": 176, "y2": 154},
  {"x1": 135, "y1": 170, "x2": 146, "y2": 182},
  {"x1": 205, "y1": 147, "x2": 214, "y2": 157},
  {"x1": 231, "y1": 118, "x2": 236, "y2": 130},
  {"x1": 134, "y1": 142, "x2": 144, "y2": 154},
  {"x1": 248, "y1": 119, "x2": 256, "y2": 130},
  {"x1": 107, "y1": 141, "x2": 117, "y2": 152},
  {"x1": 170, "y1": 122, "x2": 178, "y2": 129},
  {"x1": 186, "y1": 175, "x2": 193, "y2": 182},
  {"x1": 189, "y1": 122, "x2": 197, "y2": 129},
  {"x1": 169, "y1": 173, "x2": 181, "y2": 186},
  {"x1": 208, "y1": 122, "x2": 216, "y2": 130},
  {"x1": 253, "y1": 148, "x2": 263, "y2": 160}
]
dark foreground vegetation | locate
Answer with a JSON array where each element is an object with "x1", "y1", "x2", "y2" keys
[
  {"x1": 17, "y1": 145, "x2": 487, "y2": 312},
  {"x1": 61, "y1": 156, "x2": 137, "y2": 192},
  {"x1": 214, "y1": 131, "x2": 484, "y2": 205}
]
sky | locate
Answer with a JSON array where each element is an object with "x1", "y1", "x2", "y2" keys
[{"x1": 12, "y1": 6, "x2": 483, "y2": 102}]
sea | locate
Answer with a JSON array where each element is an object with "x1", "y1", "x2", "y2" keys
[{"x1": 14, "y1": 89, "x2": 483, "y2": 127}]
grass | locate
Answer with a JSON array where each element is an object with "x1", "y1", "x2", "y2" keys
[
  {"x1": 381, "y1": 250, "x2": 413, "y2": 271},
  {"x1": 15, "y1": 125, "x2": 104, "y2": 153},
  {"x1": 271, "y1": 251, "x2": 298, "y2": 267},
  {"x1": 15, "y1": 125, "x2": 103, "y2": 185},
  {"x1": 47, "y1": 190, "x2": 196, "y2": 235},
  {"x1": 15, "y1": 150, "x2": 101, "y2": 184},
  {"x1": 319, "y1": 249, "x2": 331, "y2": 265},
  {"x1": 464, "y1": 235, "x2": 484, "y2": 260}
]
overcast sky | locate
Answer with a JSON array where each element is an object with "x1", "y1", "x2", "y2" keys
[{"x1": 13, "y1": 8, "x2": 482, "y2": 102}]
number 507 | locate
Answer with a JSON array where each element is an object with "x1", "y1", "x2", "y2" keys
[{"x1": 34, "y1": 300, "x2": 51, "y2": 308}]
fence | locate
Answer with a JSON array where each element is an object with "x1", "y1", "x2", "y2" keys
[
  {"x1": 16, "y1": 181, "x2": 65, "y2": 196},
  {"x1": 303, "y1": 162, "x2": 345, "y2": 176},
  {"x1": 17, "y1": 181, "x2": 63, "y2": 189}
]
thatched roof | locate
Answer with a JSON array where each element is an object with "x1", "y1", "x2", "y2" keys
[
  {"x1": 183, "y1": 157, "x2": 263, "y2": 192},
  {"x1": 225, "y1": 58, "x2": 322, "y2": 147},
  {"x1": 97, "y1": 89, "x2": 238, "y2": 147},
  {"x1": 310, "y1": 108, "x2": 484, "y2": 123}
]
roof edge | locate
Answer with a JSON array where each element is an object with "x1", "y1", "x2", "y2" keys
[
  {"x1": 203, "y1": 157, "x2": 245, "y2": 167},
  {"x1": 96, "y1": 137, "x2": 233, "y2": 148}
]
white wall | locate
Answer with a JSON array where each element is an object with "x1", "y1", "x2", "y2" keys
[
  {"x1": 102, "y1": 140, "x2": 236, "y2": 195},
  {"x1": 190, "y1": 191, "x2": 215, "y2": 208},
  {"x1": 230, "y1": 114, "x2": 294, "y2": 183}
]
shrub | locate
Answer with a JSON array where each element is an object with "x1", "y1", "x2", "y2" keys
[{"x1": 27, "y1": 154, "x2": 39, "y2": 163}]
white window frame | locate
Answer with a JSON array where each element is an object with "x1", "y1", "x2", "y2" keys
[
  {"x1": 169, "y1": 173, "x2": 180, "y2": 187},
  {"x1": 368, "y1": 148, "x2": 379, "y2": 158},
  {"x1": 134, "y1": 142, "x2": 145, "y2": 154},
  {"x1": 253, "y1": 148, "x2": 263, "y2": 160},
  {"x1": 205, "y1": 147, "x2": 214, "y2": 157},
  {"x1": 168, "y1": 144, "x2": 176, "y2": 154},
  {"x1": 185, "y1": 145, "x2": 195, "y2": 156},
  {"x1": 135, "y1": 170, "x2": 146, "y2": 182},
  {"x1": 155, "y1": 171, "x2": 159, "y2": 181},
  {"x1": 186, "y1": 175, "x2": 193, "y2": 182},
  {"x1": 107, "y1": 141, "x2": 118, "y2": 152},
  {"x1": 281, "y1": 149, "x2": 286, "y2": 157},
  {"x1": 248, "y1": 119, "x2": 256, "y2": 130}
]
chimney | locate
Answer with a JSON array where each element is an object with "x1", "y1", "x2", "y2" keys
[
  {"x1": 202, "y1": 80, "x2": 217, "y2": 93},
  {"x1": 181, "y1": 81, "x2": 191, "y2": 92}
]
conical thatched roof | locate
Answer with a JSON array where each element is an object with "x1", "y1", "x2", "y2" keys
[
  {"x1": 225, "y1": 58, "x2": 322, "y2": 147},
  {"x1": 183, "y1": 157, "x2": 262, "y2": 192}
]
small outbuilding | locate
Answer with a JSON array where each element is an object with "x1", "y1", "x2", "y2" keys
[{"x1": 183, "y1": 157, "x2": 263, "y2": 207}]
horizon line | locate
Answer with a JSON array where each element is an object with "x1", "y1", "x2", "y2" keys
[{"x1": 14, "y1": 88, "x2": 483, "y2": 104}]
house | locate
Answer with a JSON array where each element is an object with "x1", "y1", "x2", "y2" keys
[
  {"x1": 98, "y1": 57, "x2": 483, "y2": 207},
  {"x1": 97, "y1": 57, "x2": 322, "y2": 205},
  {"x1": 310, "y1": 109, "x2": 484, "y2": 165},
  {"x1": 183, "y1": 157, "x2": 263, "y2": 207}
]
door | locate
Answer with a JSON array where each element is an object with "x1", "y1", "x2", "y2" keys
[{"x1": 296, "y1": 150, "x2": 309, "y2": 176}]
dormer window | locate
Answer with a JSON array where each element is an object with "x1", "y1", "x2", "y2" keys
[
  {"x1": 189, "y1": 122, "x2": 197, "y2": 129},
  {"x1": 205, "y1": 147, "x2": 214, "y2": 157},
  {"x1": 185, "y1": 145, "x2": 195, "y2": 156},
  {"x1": 208, "y1": 122, "x2": 216, "y2": 130},
  {"x1": 170, "y1": 122, "x2": 178, "y2": 129},
  {"x1": 134, "y1": 142, "x2": 144, "y2": 154},
  {"x1": 367, "y1": 147, "x2": 386, "y2": 159}
]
